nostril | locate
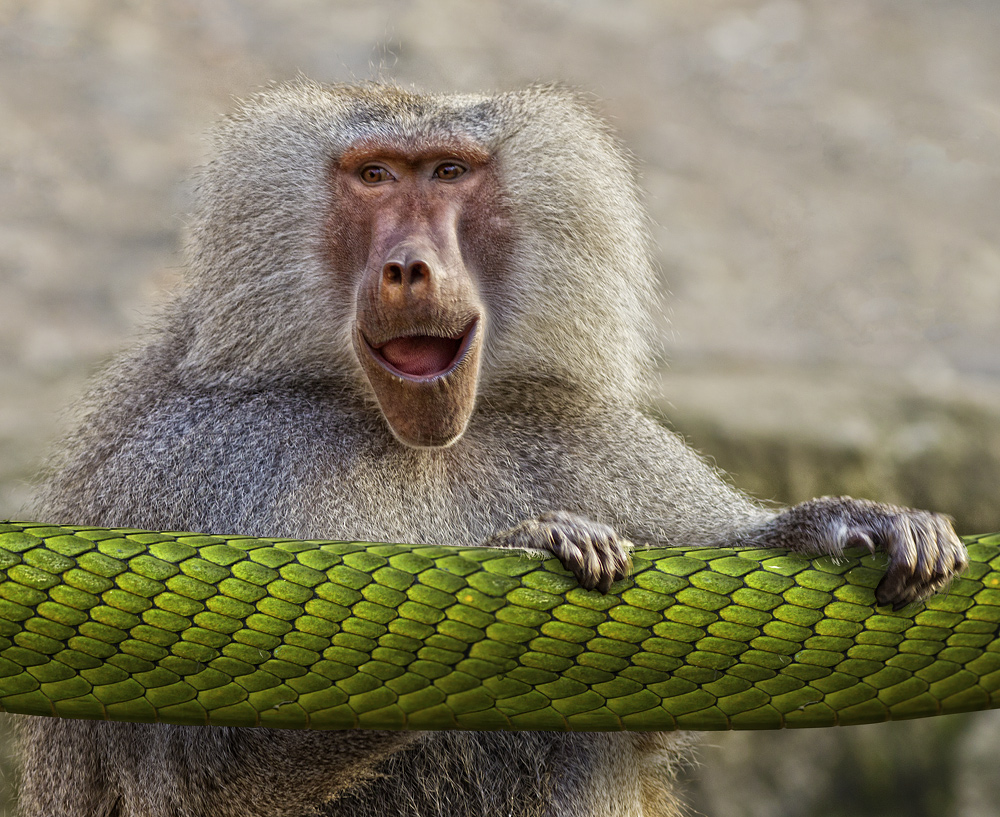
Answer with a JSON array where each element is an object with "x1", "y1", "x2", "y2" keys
[
  {"x1": 409, "y1": 261, "x2": 428, "y2": 283},
  {"x1": 383, "y1": 263, "x2": 403, "y2": 285}
]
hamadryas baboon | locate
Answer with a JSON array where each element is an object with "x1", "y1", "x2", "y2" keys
[{"x1": 17, "y1": 80, "x2": 966, "y2": 817}]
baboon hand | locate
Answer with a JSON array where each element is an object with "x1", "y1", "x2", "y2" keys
[
  {"x1": 763, "y1": 497, "x2": 968, "y2": 610},
  {"x1": 484, "y1": 511, "x2": 633, "y2": 593}
]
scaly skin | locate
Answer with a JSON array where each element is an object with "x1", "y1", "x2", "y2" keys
[{"x1": 1, "y1": 522, "x2": 998, "y2": 731}]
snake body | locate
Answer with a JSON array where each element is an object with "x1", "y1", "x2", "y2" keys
[{"x1": 1, "y1": 522, "x2": 998, "y2": 731}]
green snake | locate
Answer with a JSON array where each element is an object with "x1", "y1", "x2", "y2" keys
[{"x1": 1, "y1": 521, "x2": 998, "y2": 732}]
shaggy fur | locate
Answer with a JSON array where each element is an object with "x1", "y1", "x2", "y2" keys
[{"x1": 18, "y1": 80, "x2": 965, "y2": 816}]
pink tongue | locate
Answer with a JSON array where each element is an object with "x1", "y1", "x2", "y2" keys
[{"x1": 380, "y1": 336, "x2": 459, "y2": 376}]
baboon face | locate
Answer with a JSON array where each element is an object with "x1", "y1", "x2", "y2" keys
[{"x1": 328, "y1": 135, "x2": 510, "y2": 448}]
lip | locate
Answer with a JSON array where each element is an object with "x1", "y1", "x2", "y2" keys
[{"x1": 363, "y1": 319, "x2": 479, "y2": 383}]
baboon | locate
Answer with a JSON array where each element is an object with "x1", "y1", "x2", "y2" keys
[{"x1": 18, "y1": 80, "x2": 967, "y2": 817}]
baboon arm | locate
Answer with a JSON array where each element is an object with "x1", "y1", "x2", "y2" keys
[{"x1": 547, "y1": 410, "x2": 965, "y2": 608}]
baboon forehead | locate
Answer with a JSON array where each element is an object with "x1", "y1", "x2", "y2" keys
[
  {"x1": 330, "y1": 86, "x2": 506, "y2": 152},
  {"x1": 224, "y1": 81, "x2": 606, "y2": 173}
]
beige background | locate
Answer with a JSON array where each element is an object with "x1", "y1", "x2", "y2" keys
[{"x1": 1, "y1": 1, "x2": 999, "y2": 814}]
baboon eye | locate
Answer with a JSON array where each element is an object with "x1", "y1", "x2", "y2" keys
[
  {"x1": 359, "y1": 165, "x2": 393, "y2": 184},
  {"x1": 434, "y1": 162, "x2": 466, "y2": 181}
]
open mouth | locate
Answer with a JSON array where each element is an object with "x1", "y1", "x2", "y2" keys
[{"x1": 365, "y1": 320, "x2": 478, "y2": 382}]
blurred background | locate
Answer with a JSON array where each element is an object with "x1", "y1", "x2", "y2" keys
[{"x1": 1, "y1": 0, "x2": 999, "y2": 814}]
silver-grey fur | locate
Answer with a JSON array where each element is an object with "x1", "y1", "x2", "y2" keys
[{"x1": 17, "y1": 79, "x2": 966, "y2": 816}]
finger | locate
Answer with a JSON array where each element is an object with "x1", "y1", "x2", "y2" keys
[
  {"x1": 578, "y1": 534, "x2": 602, "y2": 589},
  {"x1": 936, "y1": 519, "x2": 968, "y2": 576},
  {"x1": 616, "y1": 544, "x2": 633, "y2": 581},
  {"x1": 891, "y1": 517, "x2": 920, "y2": 577},
  {"x1": 845, "y1": 528, "x2": 876, "y2": 554},
  {"x1": 549, "y1": 529, "x2": 590, "y2": 586}
]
